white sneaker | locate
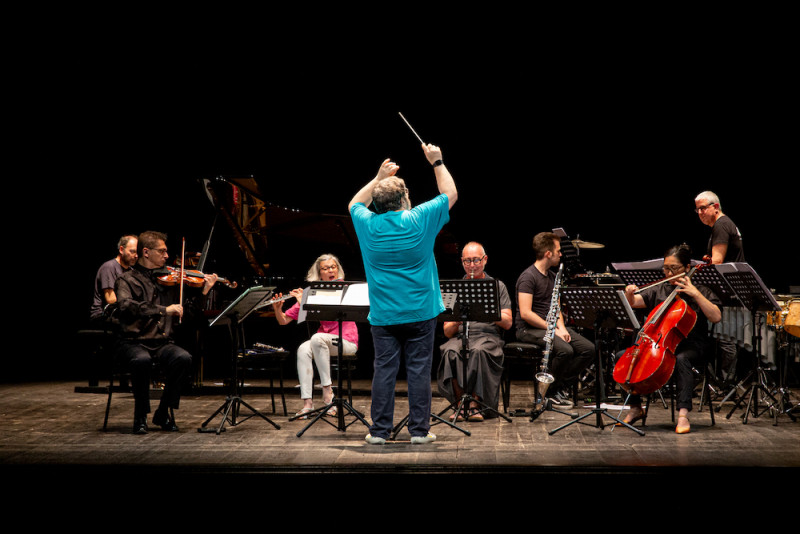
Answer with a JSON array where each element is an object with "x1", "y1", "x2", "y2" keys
[
  {"x1": 364, "y1": 433, "x2": 386, "y2": 445},
  {"x1": 410, "y1": 432, "x2": 436, "y2": 444}
]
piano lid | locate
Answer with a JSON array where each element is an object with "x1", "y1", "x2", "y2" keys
[{"x1": 203, "y1": 176, "x2": 460, "y2": 279}]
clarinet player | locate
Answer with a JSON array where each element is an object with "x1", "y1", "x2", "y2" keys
[{"x1": 515, "y1": 232, "x2": 594, "y2": 408}]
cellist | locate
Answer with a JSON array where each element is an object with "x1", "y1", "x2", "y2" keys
[{"x1": 620, "y1": 244, "x2": 722, "y2": 434}]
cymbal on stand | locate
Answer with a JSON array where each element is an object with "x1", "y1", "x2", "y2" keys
[{"x1": 572, "y1": 239, "x2": 605, "y2": 249}]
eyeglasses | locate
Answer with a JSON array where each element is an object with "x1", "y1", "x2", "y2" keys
[
  {"x1": 147, "y1": 248, "x2": 168, "y2": 256},
  {"x1": 320, "y1": 265, "x2": 339, "y2": 271},
  {"x1": 462, "y1": 256, "x2": 486, "y2": 265},
  {"x1": 663, "y1": 264, "x2": 685, "y2": 274},
  {"x1": 695, "y1": 203, "x2": 715, "y2": 213}
]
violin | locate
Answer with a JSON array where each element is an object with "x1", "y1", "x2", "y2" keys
[
  {"x1": 612, "y1": 257, "x2": 710, "y2": 396},
  {"x1": 156, "y1": 266, "x2": 238, "y2": 288}
]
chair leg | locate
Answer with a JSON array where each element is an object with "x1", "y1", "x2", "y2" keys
[
  {"x1": 269, "y1": 374, "x2": 276, "y2": 413},
  {"x1": 704, "y1": 367, "x2": 716, "y2": 425},
  {"x1": 278, "y1": 365, "x2": 287, "y2": 416},
  {"x1": 500, "y1": 366, "x2": 510, "y2": 413},
  {"x1": 346, "y1": 364, "x2": 354, "y2": 405},
  {"x1": 103, "y1": 378, "x2": 114, "y2": 431}
]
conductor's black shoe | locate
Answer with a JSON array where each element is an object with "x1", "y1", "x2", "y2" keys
[
  {"x1": 132, "y1": 416, "x2": 148, "y2": 435},
  {"x1": 152, "y1": 409, "x2": 179, "y2": 432}
]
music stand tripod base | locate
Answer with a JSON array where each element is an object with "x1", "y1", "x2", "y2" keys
[
  {"x1": 297, "y1": 281, "x2": 372, "y2": 438},
  {"x1": 199, "y1": 395, "x2": 281, "y2": 435},
  {"x1": 551, "y1": 286, "x2": 645, "y2": 435},
  {"x1": 198, "y1": 286, "x2": 282, "y2": 434},
  {"x1": 433, "y1": 279, "x2": 510, "y2": 436}
]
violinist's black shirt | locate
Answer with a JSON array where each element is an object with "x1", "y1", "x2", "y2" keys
[{"x1": 114, "y1": 263, "x2": 205, "y2": 348}]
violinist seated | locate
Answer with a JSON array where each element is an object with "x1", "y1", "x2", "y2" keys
[
  {"x1": 620, "y1": 244, "x2": 722, "y2": 434},
  {"x1": 113, "y1": 231, "x2": 219, "y2": 435}
]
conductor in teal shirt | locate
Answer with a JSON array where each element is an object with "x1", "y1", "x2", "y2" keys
[{"x1": 349, "y1": 143, "x2": 458, "y2": 444}]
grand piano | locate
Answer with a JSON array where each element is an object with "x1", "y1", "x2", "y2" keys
[{"x1": 195, "y1": 176, "x2": 461, "y2": 382}]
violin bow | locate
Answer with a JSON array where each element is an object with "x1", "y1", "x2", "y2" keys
[{"x1": 179, "y1": 237, "x2": 186, "y2": 323}]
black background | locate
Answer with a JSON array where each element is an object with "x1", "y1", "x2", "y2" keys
[{"x1": 8, "y1": 21, "x2": 795, "y2": 381}]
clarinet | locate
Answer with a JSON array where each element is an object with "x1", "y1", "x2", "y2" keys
[{"x1": 533, "y1": 263, "x2": 564, "y2": 412}]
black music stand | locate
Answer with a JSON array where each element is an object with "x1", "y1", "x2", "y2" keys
[
  {"x1": 546, "y1": 286, "x2": 644, "y2": 435},
  {"x1": 703, "y1": 263, "x2": 783, "y2": 424},
  {"x1": 387, "y1": 289, "x2": 475, "y2": 440},
  {"x1": 198, "y1": 286, "x2": 282, "y2": 434},
  {"x1": 390, "y1": 279, "x2": 507, "y2": 439},
  {"x1": 438, "y1": 278, "x2": 511, "y2": 426},
  {"x1": 291, "y1": 281, "x2": 371, "y2": 437}
]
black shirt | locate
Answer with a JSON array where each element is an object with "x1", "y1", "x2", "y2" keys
[
  {"x1": 114, "y1": 263, "x2": 206, "y2": 347},
  {"x1": 708, "y1": 215, "x2": 745, "y2": 262},
  {"x1": 515, "y1": 264, "x2": 554, "y2": 331}
]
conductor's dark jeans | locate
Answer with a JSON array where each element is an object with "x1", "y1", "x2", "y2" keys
[{"x1": 369, "y1": 318, "x2": 437, "y2": 440}]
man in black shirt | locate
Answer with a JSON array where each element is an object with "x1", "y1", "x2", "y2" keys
[
  {"x1": 695, "y1": 191, "x2": 744, "y2": 263},
  {"x1": 695, "y1": 191, "x2": 744, "y2": 382},
  {"x1": 515, "y1": 232, "x2": 594, "y2": 408},
  {"x1": 115, "y1": 231, "x2": 218, "y2": 434}
]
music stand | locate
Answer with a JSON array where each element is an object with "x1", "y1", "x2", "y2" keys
[
  {"x1": 704, "y1": 263, "x2": 783, "y2": 424},
  {"x1": 291, "y1": 281, "x2": 371, "y2": 437},
  {"x1": 438, "y1": 279, "x2": 511, "y2": 429},
  {"x1": 545, "y1": 286, "x2": 645, "y2": 435},
  {"x1": 388, "y1": 288, "x2": 472, "y2": 439},
  {"x1": 199, "y1": 286, "x2": 282, "y2": 434}
]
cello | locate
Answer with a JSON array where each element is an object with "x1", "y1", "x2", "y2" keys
[{"x1": 613, "y1": 257, "x2": 711, "y2": 396}]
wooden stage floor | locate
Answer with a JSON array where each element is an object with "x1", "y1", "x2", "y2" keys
[{"x1": 3, "y1": 377, "x2": 799, "y2": 493}]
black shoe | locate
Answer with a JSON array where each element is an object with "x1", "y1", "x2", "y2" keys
[
  {"x1": 152, "y1": 409, "x2": 179, "y2": 432},
  {"x1": 550, "y1": 392, "x2": 574, "y2": 409},
  {"x1": 132, "y1": 416, "x2": 148, "y2": 435}
]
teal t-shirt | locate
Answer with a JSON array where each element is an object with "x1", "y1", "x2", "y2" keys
[{"x1": 350, "y1": 194, "x2": 450, "y2": 326}]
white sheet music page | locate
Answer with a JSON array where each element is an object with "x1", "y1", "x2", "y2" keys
[{"x1": 342, "y1": 283, "x2": 369, "y2": 306}]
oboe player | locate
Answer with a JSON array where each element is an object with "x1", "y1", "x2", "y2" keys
[{"x1": 515, "y1": 232, "x2": 594, "y2": 408}]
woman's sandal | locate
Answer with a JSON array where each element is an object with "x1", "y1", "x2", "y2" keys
[
  {"x1": 294, "y1": 407, "x2": 313, "y2": 420},
  {"x1": 467, "y1": 407, "x2": 484, "y2": 422},
  {"x1": 675, "y1": 414, "x2": 691, "y2": 434},
  {"x1": 617, "y1": 408, "x2": 647, "y2": 427}
]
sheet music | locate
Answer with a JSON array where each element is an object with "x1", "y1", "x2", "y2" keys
[
  {"x1": 209, "y1": 286, "x2": 275, "y2": 326},
  {"x1": 341, "y1": 282, "x2": 369, "y2": 306},
  {"x1": 305, "y1": 287, "x2": 343, "y2": 306},
  {"x1": 300, "y1": 281, "x2": 370, "y2": 322}
]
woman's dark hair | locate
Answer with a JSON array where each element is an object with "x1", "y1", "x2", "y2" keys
[{"x1": 665, "y1": 243, "x2": 693, "y2": 266}]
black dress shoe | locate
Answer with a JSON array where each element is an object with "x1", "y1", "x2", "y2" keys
[
  {"x1": 152, "y1": 409, "x2": 179, "y2": 431},
  {"x1": 133, "y1": 416, "x2": 148, "y2": 435}
]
